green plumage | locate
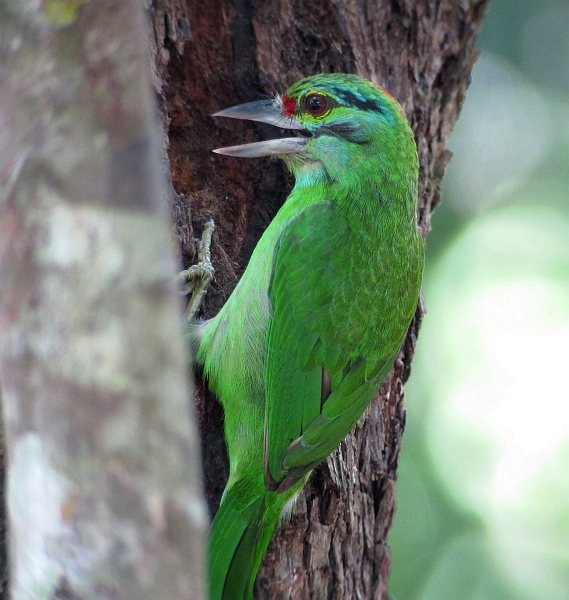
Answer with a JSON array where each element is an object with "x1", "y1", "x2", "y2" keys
[{"x1": 195, "y1": 73, "x2": 424, "y2": 599}]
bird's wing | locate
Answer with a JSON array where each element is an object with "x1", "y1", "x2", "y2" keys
[{"x1": 264, "y1": 203, "x2": 391, "y2": 491}]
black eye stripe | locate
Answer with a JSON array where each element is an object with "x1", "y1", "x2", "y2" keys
[
  {"x1": 319, "y1": 123, "x2": 369, "y2": 144},
  {"x1": 325, "y1": 86, "x2": 385, "y2": 114}
]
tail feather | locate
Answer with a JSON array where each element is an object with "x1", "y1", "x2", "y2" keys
[{"x1": 208, "y1": 481, "x2": 284, "y2": 600}]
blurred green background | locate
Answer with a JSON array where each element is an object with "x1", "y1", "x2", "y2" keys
[{"x1": 390, "y1": 1, "x2": 569, "y2": 598}]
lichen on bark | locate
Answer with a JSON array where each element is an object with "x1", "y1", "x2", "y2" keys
[{"x1": 0, "y1": 1, "x2": 207, "y2": 597}]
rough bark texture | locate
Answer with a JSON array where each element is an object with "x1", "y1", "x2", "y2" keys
[
  {"x1": 151, "y1": 1, "x2": 488, "y2": 598},
  {"x1": 0, "y1": 1, "x2": 207, "y2": 598}
]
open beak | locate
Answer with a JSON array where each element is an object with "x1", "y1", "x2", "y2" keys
[{"x1": 212, "y1": 99, "x2": 307, "y2": 158}]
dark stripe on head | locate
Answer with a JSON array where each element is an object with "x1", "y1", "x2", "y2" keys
[
  {"x1": 319, "y1": 123, "x2": 369, "y2": 144},
  {"x1": 327, "y1": 85, "x2": 385, "y2": 114}
]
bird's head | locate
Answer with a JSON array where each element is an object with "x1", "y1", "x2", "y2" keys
[{"x1": 213, "y1": 73, "x2": 417, "y2": 187}]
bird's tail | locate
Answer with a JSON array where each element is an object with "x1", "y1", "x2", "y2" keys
[{"x1": 208, "y1": 479, "x2": 286, "y2": 600}]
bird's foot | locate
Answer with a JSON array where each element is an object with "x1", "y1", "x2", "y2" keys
[{"x1": 179, "y1": 217, "x2": 215, "y2": 322}]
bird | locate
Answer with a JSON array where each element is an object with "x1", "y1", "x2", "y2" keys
[{"x1": 189, "y1": 73, "x2": 424, "y2": 600}]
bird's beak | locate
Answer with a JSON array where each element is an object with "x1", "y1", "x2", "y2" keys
[{"x1": 212, "y1": 99, "x2": 307, "y2": 158}]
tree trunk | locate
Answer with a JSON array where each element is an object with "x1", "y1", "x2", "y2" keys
[
  {"x1": 152, "y1": 1, "x2": 487, "y2": 598},
  {"x1": 0, "y1": 1, "x2": 207, "y2": 598}
]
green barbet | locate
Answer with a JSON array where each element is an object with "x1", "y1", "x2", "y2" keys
[{"x1": 194, "y1": 73, "x2": 424, "y2": 599}]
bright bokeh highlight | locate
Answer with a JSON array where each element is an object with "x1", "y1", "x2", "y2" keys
[{"x1": 390, "y1": 1, "x2": 569, "y2": 598}]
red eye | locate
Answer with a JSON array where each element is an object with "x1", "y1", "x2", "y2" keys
[{"x1": 302, "y1": 93, "x2": 329, "y2": 117}]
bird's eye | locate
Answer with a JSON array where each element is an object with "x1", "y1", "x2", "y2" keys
[{"x1": 302, "y1": 93, "x2": 330, "y2": 117}]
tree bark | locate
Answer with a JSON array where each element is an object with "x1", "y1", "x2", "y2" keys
[
  {"x1": 152, "y1": 1, "x2": 488, "y2": 598},
  {"x1": 0, "y1": 1, "x2": 207, "y2": 598}
]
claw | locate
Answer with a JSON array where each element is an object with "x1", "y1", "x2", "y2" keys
[{"x1": 179, "y1": 218, "x2": 215, "y2": 322}]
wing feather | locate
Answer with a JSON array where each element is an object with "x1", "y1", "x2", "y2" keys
[{"x1": 264, "y1": 203, "x2": 393, "y2": 489}]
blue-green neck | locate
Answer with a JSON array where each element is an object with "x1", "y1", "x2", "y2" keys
[
  {"x1": 286, "y1": 153, "x2": 419, "y2": 232},
  {"x1": 284, "y1": 112, "x2": 419, "y2": 226}
]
